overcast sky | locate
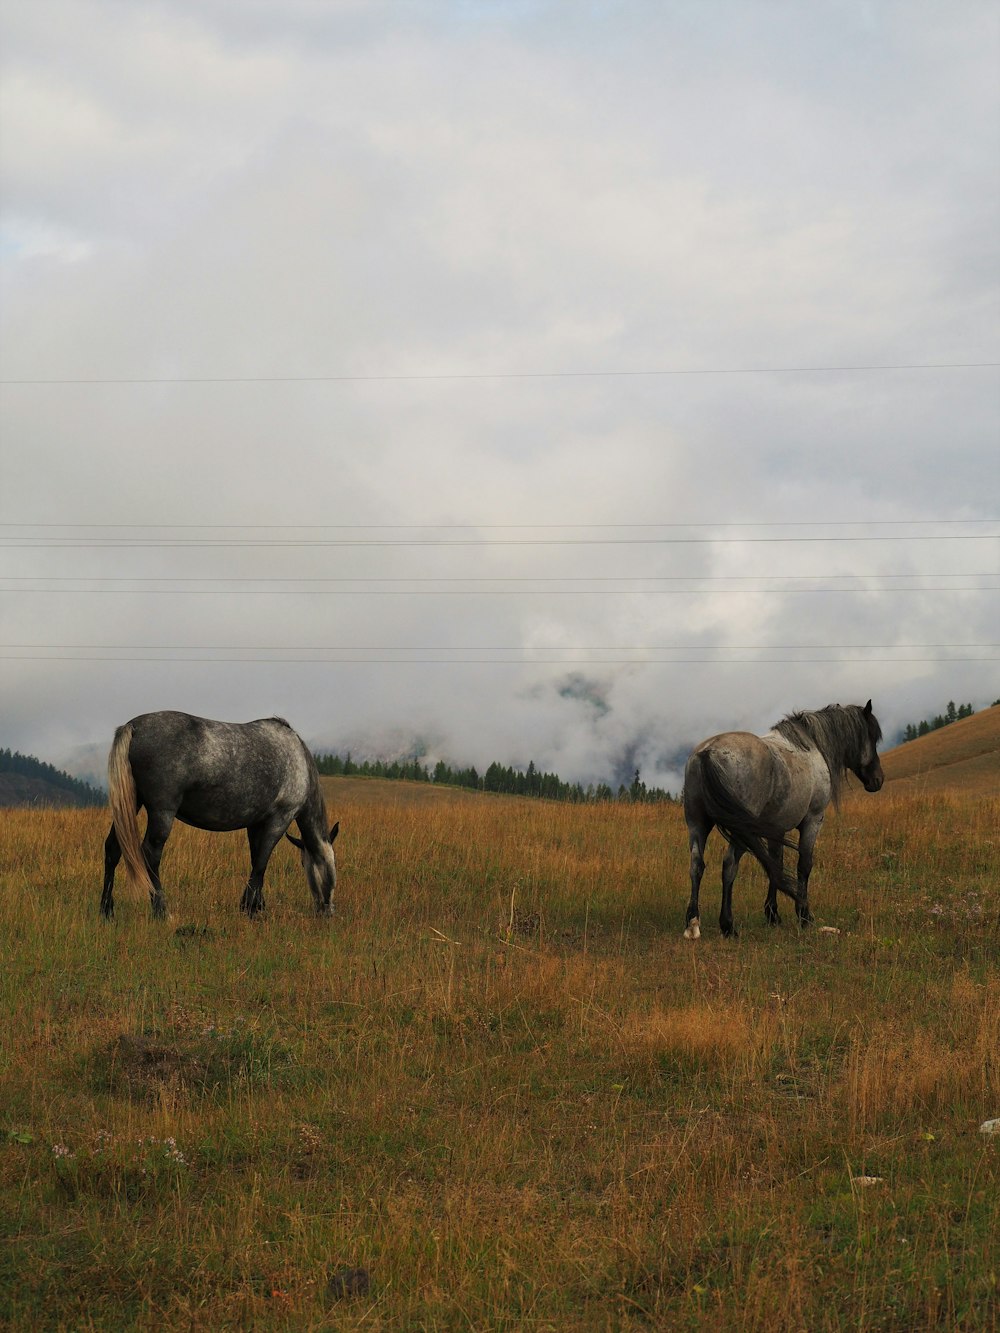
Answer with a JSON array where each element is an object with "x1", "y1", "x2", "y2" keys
[{"x1": 1, "y1": 0, "x2": 997, "y2": 790}]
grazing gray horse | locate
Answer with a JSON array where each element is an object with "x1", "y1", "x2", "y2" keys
[
  {"x1": 683, "y1": 700, "x2": 883, "y2": 939},
  {"x1": 102, "y1": 711, "x2": 338, "y2": 919}
]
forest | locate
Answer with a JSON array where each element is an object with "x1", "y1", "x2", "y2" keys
[
  {"x1": 898, "y1": 700, "x2": 975, "y2": 743},
  {"x1": 313, "y1": 752, "x2": 677, "y2": 804},
  {"x1": 0, "y1": 749, "x2": 105, "y2": 807}
]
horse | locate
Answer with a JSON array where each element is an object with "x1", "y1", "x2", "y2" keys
[
  {"x1": 682, "y1": 699, "x2": 883, "y2": 939},
  {"x1": 101, "y1": 711, "x2": 338, "y2": 919}
]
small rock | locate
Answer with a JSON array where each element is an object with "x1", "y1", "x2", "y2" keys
[
  {"x1": 979, "y1": 1118, "x2": 1000, "y2": 1136},
  {"x1": 326, "y1": 1267, "x2": 370, "y2": 1300},
  {"x1": 817, "y1": 926, "x2": 841, "y2": 935},
  {"x1": 854, "y1": 1176, "x2": 883, "y2": 1186}
]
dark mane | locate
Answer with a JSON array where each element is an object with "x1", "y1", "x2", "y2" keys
[{"x1": 772, "y1": 703, "x2": 882, "y2": 806}]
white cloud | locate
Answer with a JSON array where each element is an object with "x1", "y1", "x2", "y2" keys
[{"x1": 0, "y1": 0, "x2": 997, "y2": 778}]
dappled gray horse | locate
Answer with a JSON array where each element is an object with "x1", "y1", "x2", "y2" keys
[
  {"x1": 102, "y1": 711, "x2": 338, "y2": 919},
  {"x1": 682, "y1": 700, "x2": 883, "y2": 939}
]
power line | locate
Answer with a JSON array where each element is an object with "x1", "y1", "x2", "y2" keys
[
  {"x1": 0, "y1": 573, "x2": 990, "y2": 584},
  {"x1": 5, "y1": 642, "x2": 994, "y2": 651},
  {"x1": 1, "y1": 654, "x2": 995, "y2": 665},
  {"x1": 1, "y1": 520, "x2": 996, "y2": 530},
  {"x1": 1, "y1": 361, "x2": 997, "y2": 386},
  {"x1": 1, "y1": 535, "x2": 997, "y2": 549},
  {"x1": 1, "y1": 586, "x2": 995, "y2": 596}
]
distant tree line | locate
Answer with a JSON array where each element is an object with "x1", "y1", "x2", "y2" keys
[
  {"x1": 0, "y1": 749, "x2": 105, "y2": 806},
  {"x1": 899, "y1": 701, "x2": 975, "y2": 744},
  {"x1": 313, "y1": 752, "x2": 677, "y2": 804}
]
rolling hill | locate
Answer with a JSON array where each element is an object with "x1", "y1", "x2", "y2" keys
[
  {"x1": 879, "y1": 703, "x2": 1000, "y2": 795},
  {"x1": 319, "y1": 774, "x2": 517, "y2": 808},
  {"x1": 0, "y1": 750, "x2": 105, "y2": 809}
]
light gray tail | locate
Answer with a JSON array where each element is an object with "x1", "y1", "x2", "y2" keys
[{"x1": 107, "y1": 723, "x2": 155, "y2": 900}]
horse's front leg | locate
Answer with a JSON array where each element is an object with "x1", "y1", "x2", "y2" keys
[
  {"x1": 795, "y1": 815, "x2": 823, "y2": 927},
  {"x1": 763, "y1": 838, "x2": 783, "y2": 925},
  {"x1": 684, "y1": 821, "x2": 711, "y2": 940},
  {"x1": 720, "y1": 842, "x2": 744, "y2": 938},
  {"x1": 242, "y1": 818, "x2": 288, "y2": 916}
]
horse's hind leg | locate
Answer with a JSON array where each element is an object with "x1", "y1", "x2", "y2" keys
[
  {"x1": 794, "y1": 816, "x2": 822, "y2": 927},
  {"x1": 684, "y1": 820, "x2": 711, "y2": 940},
  {"x1": 720, "y1": 843, "x2": 744, "y2": 938},
  {"x1": 101, "y1": 824, "x2": 121, "y2": 918},
  {"x1": 142, "y1": 810, "x2": 173, "y2": 919},
  {"x1": 763, "y1": 838, "x2": 783, "y2": 926}
]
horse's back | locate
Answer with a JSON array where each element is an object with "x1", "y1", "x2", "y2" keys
[
  {"x1": 127, "y1": 712, "x2": 299, "y2": 759},
  {"x1": 686, "y1": 728, "x2": 828, "y2": 830},
  {"x1": 121, "y1": 711, "x2": 313, "y2": 826},
  {"x1": 685, "y1": 732, "x2": 773, "y2": 814},
  {"x1": 690, "y1": 731, "x2": 773, "y2": 769}
]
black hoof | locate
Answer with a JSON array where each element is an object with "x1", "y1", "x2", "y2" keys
[{"x1": 721, "y1": 922, "x2": 739, "y2": 939}]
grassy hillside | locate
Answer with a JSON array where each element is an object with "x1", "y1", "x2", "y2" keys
[
  {"x1": 880, "y1": 705, "x2": 1000, "y2": 795},
  {"x1": 319, "y1": 773, "x2": 493, "y2": 808},
  {"x1": 0, "y1": 779, "x2": 997, "y2": 1330}
]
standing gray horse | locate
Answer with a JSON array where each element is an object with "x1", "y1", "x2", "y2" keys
[
  {"x1": 682, "y1": 700, "x2": 883, "y2": 939},
  {"x1": 102, "y1": 711, "x2": 338, "y2": 919}
]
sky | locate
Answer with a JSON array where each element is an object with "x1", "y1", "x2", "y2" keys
[{"x1": 1, "y1": 0, "x2": 998, "y2": 792}]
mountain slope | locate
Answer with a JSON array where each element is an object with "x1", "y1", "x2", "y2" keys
[
  {"x1": 0, "y1": 750, "x2": 105, "y2": 808},
  {"x1": 880, "y1": 705, "x2": 999, "y2": 795}
]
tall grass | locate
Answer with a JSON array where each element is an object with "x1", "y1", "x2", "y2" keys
[{"x1": 0, "y1": 781, "x2": 997, "y2": 1329}]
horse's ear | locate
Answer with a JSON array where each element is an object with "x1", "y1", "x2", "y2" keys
[
  {"x1": 329, "y1": 821, "x2": 339, "y2": 843},
  {"x1": 863, "y1": 699, "x2": 873, "y2": 715},
  {"x1": 285, "y1": 832, "x2": 304, "y2": 850}
]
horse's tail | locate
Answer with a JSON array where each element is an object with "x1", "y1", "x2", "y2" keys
[
  {"x1": 107, "y1": 722, "x2": 155, "y2": 900},
  {"x1": 694, "y1": 750, "x2": 799, "y2": 898}
]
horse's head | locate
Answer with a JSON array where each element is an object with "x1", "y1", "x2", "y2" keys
[
  {"x1": 286, "y1": 821, "x2": 339, "y2": 914},
  {"x1": 853, "y1": 700, "x2": 884, "y2": 792}
]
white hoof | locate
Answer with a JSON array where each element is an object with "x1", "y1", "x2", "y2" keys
[{"x1": 683, "y1": 918, "x2": 701, "y2": 940}]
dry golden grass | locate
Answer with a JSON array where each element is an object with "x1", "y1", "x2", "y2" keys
[
  {"x1": 0, "y1": 778, "x2": 997, "y2": 1329},
  {"x1": 845, "y1": 973, "x2": 1000, "y2": 1133},
  {"x1": 880, "y1": 703, "x2": 1000, "y2": 795}
]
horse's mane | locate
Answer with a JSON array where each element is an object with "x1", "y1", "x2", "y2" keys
[{"x1": 772, "y1": 704, "x2": 882, "y2": 806}]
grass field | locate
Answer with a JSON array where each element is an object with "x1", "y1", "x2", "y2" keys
[{"x1": 1, "y1": 770, "x2": 998, "y2": 1330}]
